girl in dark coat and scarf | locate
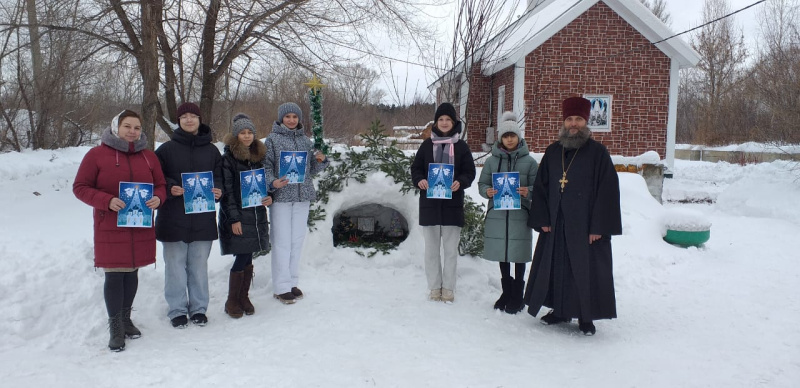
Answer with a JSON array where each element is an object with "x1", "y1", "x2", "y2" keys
[
  {"x1": 73, "y1": 110, "x2": 167, "y2": 351},
  {"x1": 410, "y1": 103, "x2": 476, "y2": 303},
  {"x1": 218, "y1": 113, "x2": 272, "y2": 318}
]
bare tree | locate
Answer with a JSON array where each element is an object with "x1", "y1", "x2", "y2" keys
[
  {"x1": 676, "y1": 69, "x2": 702, "y2": 144},
  {"x1": 149, "y1": 0, "x2": 435, "y2": 134},
  {"x1": 1, "y1": 0, "x2": 113, "y2": 151},
  {"x1": 330, "y1": 63, "x2": 385, "y2": 107},
  {"x1": 639, "y1": 0, "x2": 672, "y2": 26},
  {"x1": 432, "y1": 0, "x2": 524, "y2": 140},
  {"x1": 2, "y1": 0, "x2": 434, "y2": 148},
  {"x1": 690, "y1": 0, "x2": 749, "y2": 144},
  {"x1": 746, "y1": 0, "x2": 800, "y2": 143}
]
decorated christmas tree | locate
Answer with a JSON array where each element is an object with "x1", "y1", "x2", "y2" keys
[{"x1": 304, "y1": 74, "x2": 328, "y2": 154}]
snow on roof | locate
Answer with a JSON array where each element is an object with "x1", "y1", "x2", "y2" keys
[
  {"x1": 479, "y1": 0, "x2": 701, "y2": 75},
  {"x1": 392, "y1": 126, "x2": 427, "y2": 131}
]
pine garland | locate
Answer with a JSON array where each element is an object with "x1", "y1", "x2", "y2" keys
[{"x1": 308, "y1": 86, "x2": 328, "y2": 154}]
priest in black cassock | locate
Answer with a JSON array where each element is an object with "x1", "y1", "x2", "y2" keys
[{"x1": 524, "y1": 96, "x2": 622, "y2": 336}]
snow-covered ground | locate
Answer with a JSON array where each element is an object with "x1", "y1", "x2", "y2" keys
[{"x1": 0, "y1": 148, "x2": 798, "y2": 387}]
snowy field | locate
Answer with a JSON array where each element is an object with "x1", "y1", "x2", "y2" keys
[{"x1": 0, "y1": 147, "x2": 798, "y2": 387}]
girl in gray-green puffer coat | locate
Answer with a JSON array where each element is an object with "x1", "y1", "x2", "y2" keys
[{"x1": 478, "y1": 111, "x2": 538, "y2": 314}]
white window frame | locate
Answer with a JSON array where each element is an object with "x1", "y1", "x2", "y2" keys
[{"x1": 497, "y1": 85, "x2": 506, "y2": 126}]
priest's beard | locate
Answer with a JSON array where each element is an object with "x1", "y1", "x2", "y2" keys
[{"x1": 559, "y1": 124, "x2": 591, "y2": 149}]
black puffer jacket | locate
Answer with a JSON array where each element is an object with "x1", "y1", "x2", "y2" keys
[
  {"x1": 155, "y1": 124, "x2": 223, "y2": 243},
  {"x1": 218, "y1": 134, "x2": 271, "y2": 255},
  {"x1": 410, "y1": 122, "x2": 476, "y2": 226}
]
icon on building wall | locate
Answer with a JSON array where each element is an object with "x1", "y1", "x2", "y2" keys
[{"x1": 583, "y1": 94, "x2": 612, "y2": 132}]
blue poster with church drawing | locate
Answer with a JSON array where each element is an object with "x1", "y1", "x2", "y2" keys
[
  {"x1": 427, "y1": 163, "x2": 454, "y2": 199},
  {"x1": 240, "y1": 168, "x2": 267, "y2": 209},
  {"x1": 492, "y1": 172, "x2": 521, "y2": 210},
  {"x1": 181, "y1": 171, "x2": 216, "y2": 214},
  {"x1": 279, "y1": 151, "x2": 307, "y2": 184},
  {"x1": 117, "y1": 182, "x2": 154, "y2": 228}
]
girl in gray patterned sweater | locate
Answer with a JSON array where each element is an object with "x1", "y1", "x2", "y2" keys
[{"x1": 263, "y1": 102, "x2": 330, "y2": 304}]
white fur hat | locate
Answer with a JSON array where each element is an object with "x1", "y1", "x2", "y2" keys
[{"x1": 497, "y1": 111, "x2": 522, "y2": 139}]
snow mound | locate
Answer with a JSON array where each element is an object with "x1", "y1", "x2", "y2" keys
[
  {"x1": 304, "y1": 172, "x2": 423, "y2": 267},
  {"x1": 662, "y1": 209, "x2": 712, "y2": 233},
  {"x1": 715, "y1": 161, "x2": 800, "y2": 225},
  {"x1": 0, "y1": 147, "x2": 93, "y2": 181}
]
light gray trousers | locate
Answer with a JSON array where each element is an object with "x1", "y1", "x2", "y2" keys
[
  {"x1": 270, "y1": 201, "x2": 310, "y2": 295},
  {"x1": 422, "y1": 225, "x2": 461, "y2": 291}
]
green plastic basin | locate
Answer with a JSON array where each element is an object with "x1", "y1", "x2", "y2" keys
[{"x1": 663, "y1": 229, "x2": 710, "y2": 247}]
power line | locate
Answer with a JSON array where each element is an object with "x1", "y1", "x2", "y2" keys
[
  {"x1": 340, "y1": 0, "x2": 767, "y2": 75},
  {"x1": 653, "y1": 0, "x2": 767, "y2": 45}
]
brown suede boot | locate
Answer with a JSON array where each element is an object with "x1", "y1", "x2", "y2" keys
[
  {"x1": 225, "y1": 271, "x2": 244, "y2": 319},
  {"x1": 240, "y1": 265, "x2": 255, "y2": 315}
]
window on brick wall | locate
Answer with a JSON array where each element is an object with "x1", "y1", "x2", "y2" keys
[{"x1": 497, "y1": 85, "x2": 505, "y2": 126}]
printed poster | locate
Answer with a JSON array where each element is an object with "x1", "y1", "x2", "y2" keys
[
  {"x1": 181, "y1": 171, "x2": 216, "y2": 214},
  {"x1": 492, "y1": 172, "x2": 521, "y2": 210},
  {"x1": 117, "y1": 182, "x2": 154, "y2": 228},
  {"x1": 279, "y1": 151, "x2": 307, "y2": 184},
  {"x1": 427, "y1": 163, "x2": 454, "y2": 199},
  {"x1": 240, "y1": 168, "x2": 267, "y2": 209}
]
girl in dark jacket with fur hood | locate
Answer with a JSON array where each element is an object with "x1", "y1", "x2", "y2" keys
[{"x1": 218, "y1": 113, "x2": 273, "y2": 318}]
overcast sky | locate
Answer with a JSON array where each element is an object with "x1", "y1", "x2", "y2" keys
[{"x1": 375, "y1": 0, "x2": 767, "y2": 107}]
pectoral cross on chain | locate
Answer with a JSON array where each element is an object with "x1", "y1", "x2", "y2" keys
[{"x1": 559, "y1": 172, "x2": 568, "y2": 193}]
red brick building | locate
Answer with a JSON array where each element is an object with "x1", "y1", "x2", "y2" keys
[{"x1": 433, "y1": 0, "x2": 700, "y2": 168}]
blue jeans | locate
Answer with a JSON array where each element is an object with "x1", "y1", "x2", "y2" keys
[{"x1": 162, "y1": 241, "x2": 212, "y2": 319}]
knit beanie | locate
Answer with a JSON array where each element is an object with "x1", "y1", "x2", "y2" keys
[
  {"x1": 177, "y1": 102, "x2": 201, "y2": 118},
  {"x1": 562, "y1": 97, "x2": 591, "y2": 121},
  {"x1": 434, "y1": 102, "x2": 458, "y2": 123},
  {"x1": 278, "y1": 102, "x2": 302, "y2": 124},
  {"x1": 231, "y1": 113, "x2": 255, "y2": 136},
  {"x1": 497, "y1": 111, "x2": 522, "y2": 139}
]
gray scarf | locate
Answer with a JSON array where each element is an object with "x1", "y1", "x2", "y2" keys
[{"x1": 431, "y1": 132, "x2": 460, "y2": 164}]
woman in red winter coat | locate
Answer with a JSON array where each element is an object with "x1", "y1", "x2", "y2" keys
[{"x1": 73, "y1": 110, "x2": 166, "y2": 352}]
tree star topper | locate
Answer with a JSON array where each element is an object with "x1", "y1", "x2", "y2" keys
[{"x1": 304, "y1": 74, "x2": 326, "y2": 95}]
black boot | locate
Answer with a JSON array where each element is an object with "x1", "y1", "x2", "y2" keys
[
  {"x1": 540, "y1": 310, "x2": 571, "y2": 325},
  {"x1": 121, "y1": 307, "x2": 142, "y2": 339},
  {"x1": 504, "y1": 278, "x2": 526, "y2": 314},
  {"x1": 108, "y1": 312, "x2": 125, "y2": 352},
  {"x1": 494, "y1": 277, "x2": 513, "y2": 311},
  {"x1": 579, "y1": 320, "x2": 596, "y2": 336}
]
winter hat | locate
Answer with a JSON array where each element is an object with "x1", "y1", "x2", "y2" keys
[
  {"x1": 231, "y1": 113, "x2": 255, "y2": 136},
  {"x1": 562, "y1": 96, "x2": 591, "y2": 121},
  {"x1": 111, "y1": 110, "x2": 124, "y2": 137},
  {"x1": 177, "y1": 102, "x2": 201, "y2": 118},
  {"x1": 497, "y1": 111, "x2": 522, "y2": 139},
  {"x1": 278, "y1": 102, "x2": 302, "y2": 123},
  {"x1": 434, "y1": 102, "x2": 458, "y2": 123},
  {"x1": 111, "y1": 110, "x2": 142, "y2": 138}
]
